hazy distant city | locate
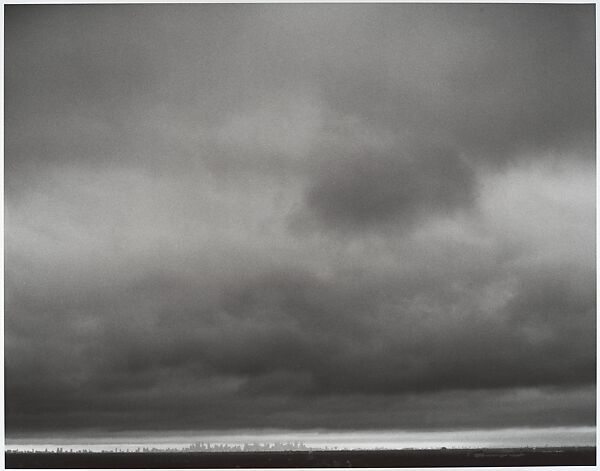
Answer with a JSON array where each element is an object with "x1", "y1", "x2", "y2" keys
[
  {"x1": 7, "y1": 441, "x2": 318, "y2": 454},
  {"x1": 8, "y1": 440, "x2": 449, "y2": 454},
  {"x1": 6, "y1": 442, "x2": 596, "y2": 468}
]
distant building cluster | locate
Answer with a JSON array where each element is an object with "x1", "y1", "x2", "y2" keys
[
  {"x1": 6, "y1": 448, "x2": 91, "y2": 454},
  {"x1": 6, "y1": 441, "x2": 315, "y2": 454},
  {"x1": 184, "y1": 441, "x2": 312, "y2": 452}
]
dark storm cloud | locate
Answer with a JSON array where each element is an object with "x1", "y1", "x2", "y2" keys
[
  {"x1": 313, "y1": 4, "x2": 595, "y2": 161},
  {"x1": 301, "y1": 3, "x2": 593, "y2": 231},
  {"x1": 505, "y1": 268, "x2": 595, "y2": 327},
  {"x1": 5, "y1": 5, "x2": 594, "y2": 177},
  {"x1": 5, "y1": 7, "x2": 159, "y2": 174},
  {"x1": 301, "y1": 144, "x2": 476, "y2": 231},
  {"x1": 4, "y1": 3, "x2": 595, "y2": 437},
  {"x1": 5, "y1": 255, "x2": 595, "y2": 433}
]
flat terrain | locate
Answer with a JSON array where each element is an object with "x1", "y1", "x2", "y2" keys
[{"x1": 6, "y1": 447, "x2": 596, "y2": 468}]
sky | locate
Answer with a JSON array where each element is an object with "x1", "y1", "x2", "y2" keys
[{"x1": 4, "y1": 4, "x2": 596, "y2": 447}]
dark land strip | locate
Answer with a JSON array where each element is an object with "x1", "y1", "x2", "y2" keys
[{"x1": 6, "y1": 447, "x2": 596, "y2": 468}]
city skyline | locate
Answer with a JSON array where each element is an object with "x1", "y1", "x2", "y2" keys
[{"x1": 6, "y1": 426, "x2": 596, "y2": 453}]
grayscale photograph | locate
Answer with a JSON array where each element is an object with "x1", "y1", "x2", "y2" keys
[{"x1": 4, "y1": 3, "x2": 596, "y2": 468}]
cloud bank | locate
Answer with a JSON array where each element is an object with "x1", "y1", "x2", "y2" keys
[{"x1": 5, "y1": 4, "x2": 595, "y2": 437}]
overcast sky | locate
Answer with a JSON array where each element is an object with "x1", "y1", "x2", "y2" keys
[{"x1": 5, "y1": 4, "x2": 596, "y2": 443}]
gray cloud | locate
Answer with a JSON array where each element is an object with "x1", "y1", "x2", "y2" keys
[
  {"x1": 6, "y1": 250, "x2": 595, "y2": 433},
  {"x1": 5, "y1": 4, "x2": 595, "y2": 439},
  {"x1": 300, "y1": 144, "x2": 476, "y2": 232}
]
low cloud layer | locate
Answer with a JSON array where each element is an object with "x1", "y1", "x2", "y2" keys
[{"x1": 5, "y1": 4, "x2": 595, "y2": 438}]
